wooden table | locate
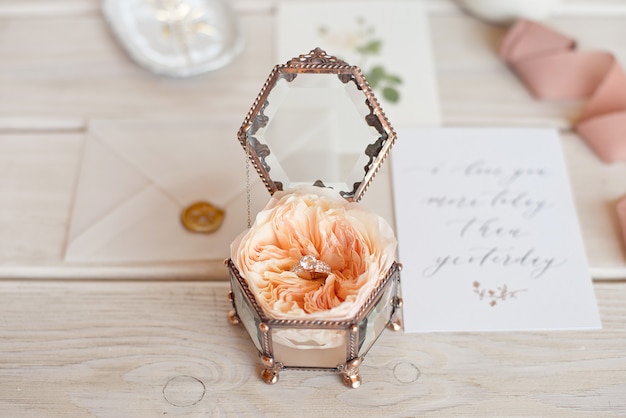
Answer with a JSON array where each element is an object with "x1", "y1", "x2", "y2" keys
[{"x1": 1, "y1": 1, "x2": 625, "y2": 416}]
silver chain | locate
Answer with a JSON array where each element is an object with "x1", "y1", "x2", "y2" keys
[{"x1": 245, "y1": 139, "x2": 252, "y2": 229}]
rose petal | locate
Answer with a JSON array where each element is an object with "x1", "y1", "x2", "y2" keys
[{"x1": 231, "y1": 185, "x2": 397, "y2": 320}]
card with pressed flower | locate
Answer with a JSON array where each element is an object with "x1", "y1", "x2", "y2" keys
[
  {"x1": 276, "y1": 1, "x2": 441, "y2": 129},
  {"x1": 391, "y1": 128, "x2": 601, "y2": 332}
]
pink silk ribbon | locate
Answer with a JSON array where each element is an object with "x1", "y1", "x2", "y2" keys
[
  {"x1": 500, "y1": 19, "x2": 626, "y2": 164},
  {"x1": 501, "y1": 19, "x2": 626, "y2": 255}
]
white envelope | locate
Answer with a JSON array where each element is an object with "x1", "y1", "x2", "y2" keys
[{"x1": 65, "y1": 118, "x2": 268, "y2": 263}]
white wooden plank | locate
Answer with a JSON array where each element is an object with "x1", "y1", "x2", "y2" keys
[
  {"x1": 0, "y1": 4, "x2": 623, "y2": 279},
  {"x1": 0, "y1": 280, "x2": 623, "y2": 416}
]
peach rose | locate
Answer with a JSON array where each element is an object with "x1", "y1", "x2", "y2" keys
[{"x1": 230, "y1": 185, "x2": 397, "y2": 321}]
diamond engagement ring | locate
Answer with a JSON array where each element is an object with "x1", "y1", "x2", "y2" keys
[{"x1": 291, "y1": 255, "x2": 331, "y2": 280}]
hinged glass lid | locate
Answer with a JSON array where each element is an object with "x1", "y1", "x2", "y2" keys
[{"x1": 238, "y1": 48, "x2": 396, "y2": 202}]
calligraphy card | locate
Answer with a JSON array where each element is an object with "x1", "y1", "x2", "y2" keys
[{"x1": 391, "y1": 128, "x2": 601, "y2": 332}]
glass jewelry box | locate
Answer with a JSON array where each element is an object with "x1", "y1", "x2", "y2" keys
[{"x1": 225, "y1": 48, "x2": 403, "y2": 388}]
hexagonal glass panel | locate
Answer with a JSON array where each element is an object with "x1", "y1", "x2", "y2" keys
[
  {"x1": 358, "y1": 276, "x2": 397, "y2": 357},
  {"x1": 271, "y1": 327, "x2": 348, "y2": 368},
  {"x1": 230, "y1": 275, "x2": 263, "y2": 352},
  {"x1": 253, "y1": 73, "x2": 377, "y2": 195},
  {"x1": 239, "y1": 48, "x2": 396, "y2": 201}
]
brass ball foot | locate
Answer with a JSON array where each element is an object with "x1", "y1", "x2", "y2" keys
[
  {"x1": 227, "y1": 309, "x2": 240, "y2": 325},
  {"x1": 261, "y1": 369, "x2": 279, "y2": 384}
]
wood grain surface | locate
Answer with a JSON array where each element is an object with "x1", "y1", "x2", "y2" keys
[
  {"x1": 1, "y1": 280, "x2": 625, "y2": 417},
  {"x1": 1, "y1": 0, "x2": 625, "y2": 416}
]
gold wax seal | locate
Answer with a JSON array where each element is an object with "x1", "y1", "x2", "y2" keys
[{"x1": 181, "y1": 201, "x2": 225, "y2": 233}]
